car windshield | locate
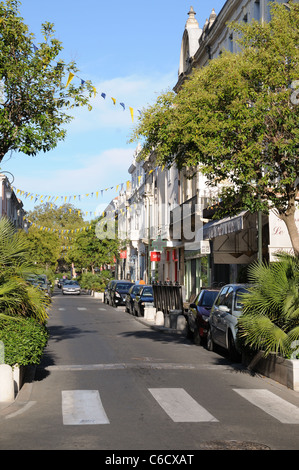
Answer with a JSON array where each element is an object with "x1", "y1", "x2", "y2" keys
[
  {"x1": 142, "y1": 287, "x2": 153, "y2": 296},
  {"x1": 65, "y1": 281, "x2": 79, "y2": 286},
  {"x1": 201, "y1": 291, "x2": 218, "y2": 307},
  {"x1": 116, "y1": 283, "x2": 133, "y2": 292}
]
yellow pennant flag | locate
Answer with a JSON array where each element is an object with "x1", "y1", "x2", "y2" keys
[
  {"x1": 66, "y1": 72, "x2": 75, "y2": 88},
  {"x1": 129, "y1": 107, "x2": 134, "y2": 122},
  {"x1": 111, "y1": 97, "x2": 116, "y2": 105},
  {"x1": 92, "y1": 87, "x2": 97, "y2": 98}
]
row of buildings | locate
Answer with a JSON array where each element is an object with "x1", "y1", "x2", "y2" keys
[
  {"x1": 0, "y1": 173, "x2": 25, "y2": 230},
  {"x1": 103, "y1": 0, "x2": 298, "y2": 301}
]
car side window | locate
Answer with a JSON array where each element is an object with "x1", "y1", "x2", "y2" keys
[
  {"x1": 235, "y1": 288, "x2": 248, "y2": 310},
  {"x1": 216, "y1": 287, "x2": 228, "y2": 306},
  {"x1": 223, "y1": 288, "x2": 233, "y2": 311}
]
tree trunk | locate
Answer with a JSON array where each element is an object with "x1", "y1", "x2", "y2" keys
[{"x1": 279, "y1": 207, "x2": 299, "y2": 257}]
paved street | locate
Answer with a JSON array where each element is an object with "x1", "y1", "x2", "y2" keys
[{"x1": 0, "y1": 289, "x2": 299, "y2": 451}]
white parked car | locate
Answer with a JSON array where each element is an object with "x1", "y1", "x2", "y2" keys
[{"x1": 207, "y1": 284, "x2": 249, "y2": 361}]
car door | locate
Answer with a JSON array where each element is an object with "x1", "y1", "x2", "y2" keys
[
  {"x1": 210, "y1": 286, "x2": 229, "y2": 345},
  {"x1": 217, "y1": 287, "x2": 233, "y2": 348}
]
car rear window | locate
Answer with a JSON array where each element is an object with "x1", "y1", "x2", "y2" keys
[{"x1": 142, "y1": 287, "x2": 153, "y2": 296}]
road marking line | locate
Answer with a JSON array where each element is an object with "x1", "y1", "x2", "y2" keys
[
  {"x1": 98, "y1": 308, "x2": 106, "y2": 311},
  {"x1": 58, "y1": 308, "x2": 65, "y2": 311},
  {"x1": 148, "y1": 388, "x2": 218, "y2": 423},
  {"x1": 77, "y1": 307, "x2": 87, "y2": 311},
  {"x1": 5, "y1": 401, "x2": 36, "y2": 419},
  {"x1": 234, "y1": 389, "x2": 299, "y2": 424},
  {"x1": 62, "y1": 390, "x2": 109, "y2": 425}
]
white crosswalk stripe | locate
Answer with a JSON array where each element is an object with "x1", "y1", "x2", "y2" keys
[
  {"x1": 234, "y1": 389, "x2": 299, "y2": 424},
  {"x1": 149, "y1": 388, "x2": 218, "y2": 422},
  {"x1": 62, "y1": 390, "x2": 109, "y2": 425}
]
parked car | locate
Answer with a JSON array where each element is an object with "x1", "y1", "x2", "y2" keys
[
  {"x1": 105, "y1": 280, "x2": 117, "y2": 305},
  {"x1": 110, "y1": 281, "x2": 134, "y2": 307},
  {"x1": 125, "y1": 284, "x2": 142, "y2": 314},
  {"x1": 62, "y1": 280, "x2": 81, "y2": 295},
  {"x1": 26, "y1": 274, "x2": 52, "y2": 297},
  {"x1": 207, "y1": 284, "x2": 249, "y2": 361},
  {"x1": 187, "y1": 288, "x2": 220, "y2": 345},
  {"x1": 103, "y1": 285, "x2": 109, "y2": 304},
  {"x1": 133, "y1": 285, "x2": 154, "y2": 317}
]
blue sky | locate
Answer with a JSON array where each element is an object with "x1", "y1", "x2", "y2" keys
[{"x1": 2, "y1": 0, "x2": 226, "y2": 220}]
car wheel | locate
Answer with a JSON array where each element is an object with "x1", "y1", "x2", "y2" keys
[{"x1": 207, "y1": 329, "x2": 214, "y2": 351}]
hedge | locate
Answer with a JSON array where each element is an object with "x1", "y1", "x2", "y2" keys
[{"x1": 0, "y1": 316, "x2": 49, "y2": 367}]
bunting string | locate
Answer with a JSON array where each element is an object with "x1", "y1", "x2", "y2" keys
[
  {"x1": 32, "y1": 42, "x2": 142, "y2": 122},
  {"x1": 11, "y1": 168, "x2": 158, "y2": 207}
]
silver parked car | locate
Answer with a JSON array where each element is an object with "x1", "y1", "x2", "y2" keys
[
  {"x1": 207, "y1": 284, "x2": 249, "y2": 361},
  {"x1": 62, "y1": 280, "x2": 81, "y2": 295}
]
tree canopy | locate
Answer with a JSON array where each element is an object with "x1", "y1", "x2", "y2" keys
[
  {"x1": 131, "y1": 2, "x2": 299, "y2": 256},
  {"x1": 0, "y1": 0, "x2": 94, "y2": 162}
]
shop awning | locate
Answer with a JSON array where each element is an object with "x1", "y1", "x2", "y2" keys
[{"x1": 203, "y1": 211, "x2": 248, "y2": 240}]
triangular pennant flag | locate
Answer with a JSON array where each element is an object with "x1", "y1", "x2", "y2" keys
[
  {"x1": 111, "y1": 97, "x2": 116, "y2": 105},
  {"x1": 120, "y1": 102, "x2": 125, "y2": 111},
  {"x1": 66, "y1": 72, "x2": 75, "y2": 88},
  {"x1": 129, "y1": 107, "x2": 134, "y2": 122},
  {"x1": 101, "y1": 93, "x2": 106, "y2": 99}
]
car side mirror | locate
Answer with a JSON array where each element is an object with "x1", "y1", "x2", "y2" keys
[
  {"x1": 189, "y1": 303, "x2": 197, "y2": 309},
  {"x1": 218, "y1": 305, "x2": 230, "y2": 313}
]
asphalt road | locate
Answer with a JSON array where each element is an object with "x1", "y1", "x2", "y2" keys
[{"x1": 0, "y1": 288, "x2": 299, "y2": 453}]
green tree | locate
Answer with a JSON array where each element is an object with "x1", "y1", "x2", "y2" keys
[
  {"x1": 0, "y1": 0, "x2": 94, "y2": 162},
  {"x1": 131, "y1": 2, "x2": 299, "y2": 255},
  {"x1": 66, "y1": 218, "x2": 120, "y2": 273},
  {"x1": 23, "y1": 203, "x2": 86, "y2": 271}
]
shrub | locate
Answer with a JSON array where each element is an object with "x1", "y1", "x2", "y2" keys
[
  {"x1": 0, "y1": 316, "x2": 49, "y2": 366},
  {"x1": 238, "y1": 254, "x2": 299, "y2": 358},
  {"x1": 80, "y1": 271, "x2": 112, "y2": 292}
]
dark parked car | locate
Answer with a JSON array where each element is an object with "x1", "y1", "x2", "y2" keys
[
  {"x1": 207, "y1": 283, "x2": 249, "y2": 360},
  {"x1": 110, "y1": 281, "x2": 134, "y2": 307},
  {"x1": 26, "y1": 274, "x2": 52, "y2": 298},
  {"x1": 125, "y1": 284, "x2": 142, "y2": 314},
  {"x1": 133, "y1": 285, "x2": 154, "y2": 317},
  {"x1": 187, "y1": 288, "x2": 220, "y2": 345},
  {"x1": 105, "y1": 280, "x2": 117, "y2": 305}
]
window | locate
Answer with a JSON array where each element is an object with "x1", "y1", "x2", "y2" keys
[
  {"x1": 235, "y1": 288, "x2": 248, "y2": 310},
  {"x1": 228, "y1": 33, "x2": 233, "y2": 53},
  {"x1": 254, "y1": 0, "x2": 261, "y2": 21}
]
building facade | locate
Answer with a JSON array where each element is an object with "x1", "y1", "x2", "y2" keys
[
  {"x1": 106, "y1": 0, "x2": 298, "y2": 300},
  {"x1": 0, "y1": 174, "x2": 25, "y2": 229}
]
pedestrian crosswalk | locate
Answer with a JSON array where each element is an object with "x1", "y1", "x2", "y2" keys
[{"x1": 60, "y1": 387, "x2": 299, "y2": 426}]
